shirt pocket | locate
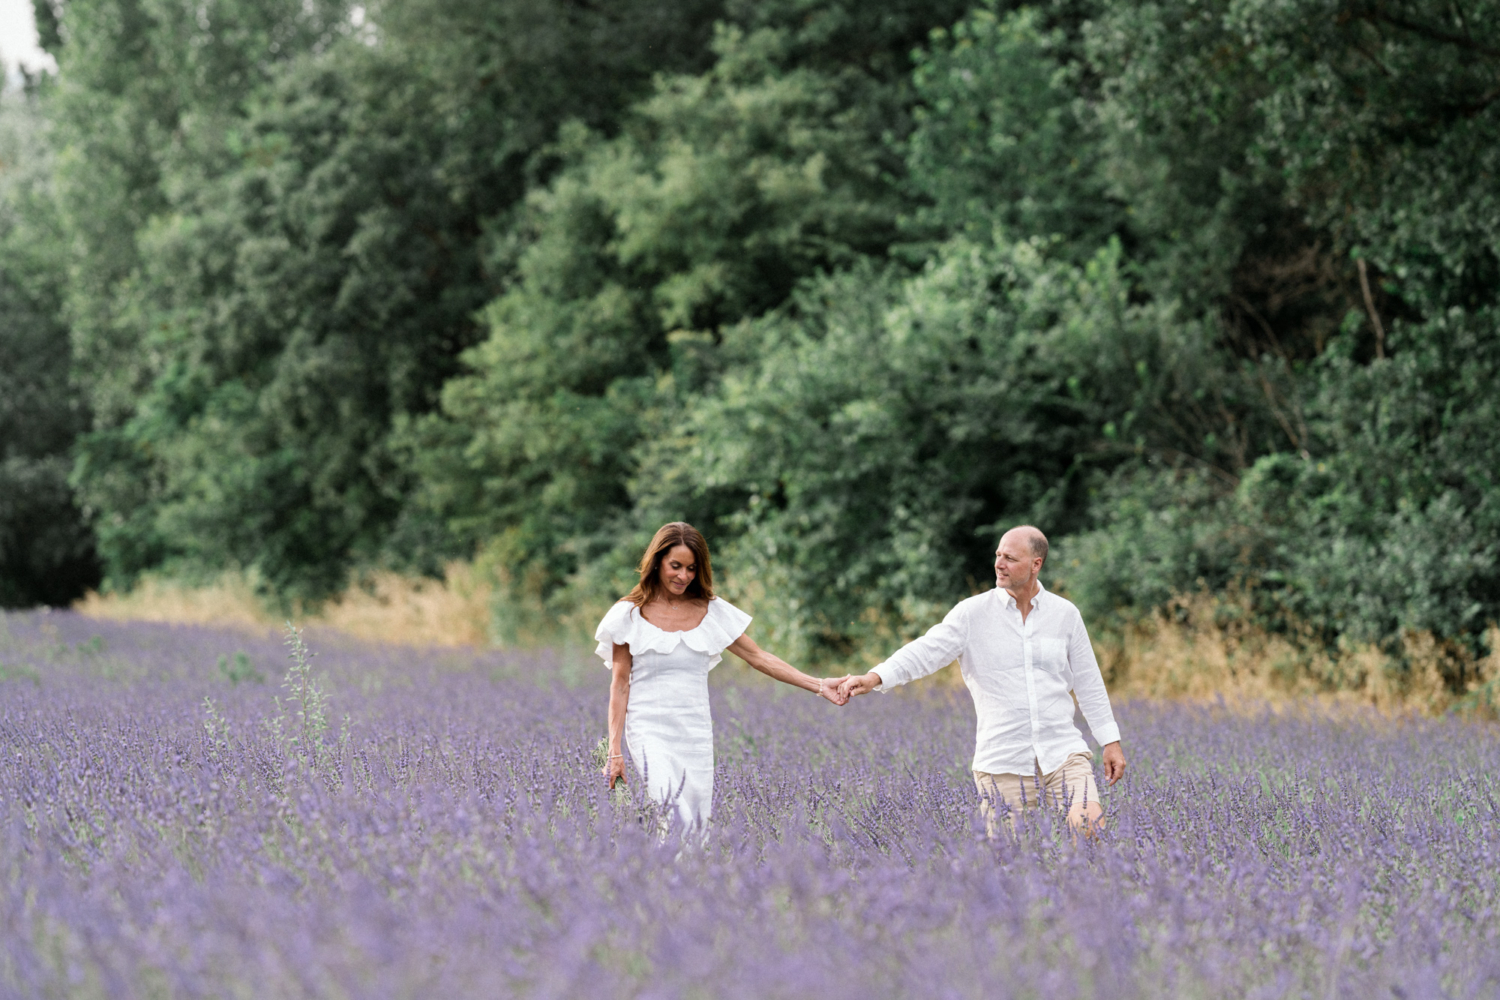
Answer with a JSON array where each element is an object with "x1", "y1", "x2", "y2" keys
[{"x1": 1030, "y1": 636, "x2": 1068, "y2": 676}]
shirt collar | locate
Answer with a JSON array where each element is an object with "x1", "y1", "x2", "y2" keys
[{"x1": 998, "y1": 579, "x2": 1047, "y2": 611}]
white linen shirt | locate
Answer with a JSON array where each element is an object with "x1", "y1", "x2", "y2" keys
[{"x1": 871, "y1": 582, "x2": 1121, "y2": 776}]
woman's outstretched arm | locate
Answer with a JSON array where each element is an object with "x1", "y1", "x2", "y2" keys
[
  {"x1": 606, "y1": 642, "x2": 632, "y2": 787},
  {"x1": 726, "y1": 632, "x2": 847, "y2": 705}
]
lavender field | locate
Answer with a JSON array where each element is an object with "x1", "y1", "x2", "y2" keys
[{"x1": 2, "y1": 610, "x2": 1498, "y2": 999}]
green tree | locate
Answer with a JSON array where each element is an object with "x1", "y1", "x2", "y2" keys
[
  {"x1": 1058, "y1": 0, "x2": 1500, "y2": 662},
  {"x1": 411, "y1": 2, "x2": 968, "y2": 623},
  {"x1": 662, "y1": 233, "x2": 1279, "y2": 660},
  {"x1": 1244, "y1": 308, "x2": 1500, "y2": 650},
  {"x1": 72, "y1": 48, "x2": 497, "y2": 595},
  {"x1": 0, "y1": 91, "x2": 98, "y2": 606},
  {"x1": 903, "y1": 4, "x2": 1122, "y2": 256},
  {"x1": 19, "y1": 0, "x2": 1497, "y2": 673},
  {"x1": 54, "y1": 0, "x2": 724, "y2": 600},
  {"x1": 1057, "y1": 305, "x2": 1500, "y2": 659},
  {"x1": 41, "y1": 0, "x2": 357, "y2": 428}
]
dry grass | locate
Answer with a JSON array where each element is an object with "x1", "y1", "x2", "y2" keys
[
  {"x1": 75, "y1": 575, "x2": 277, "y2": 632},
  {"x1": 318, "y1": 564, "x2": 492, "y2": 647},
  {"x1": 1095, "y1": 591, "x2": 1500, "y2": 719},
  {"x1": 76, "y1": 563, "x2": 493, "y2": 648},
  {"x1": 76, "y1": 572, "x2": 1500, "y2": 718}
]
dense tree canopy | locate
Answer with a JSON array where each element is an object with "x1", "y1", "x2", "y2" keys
[
  {"x1": 0, "y1": 95, "x2": 98, "y2": 605},
  {"x1": 36, "y1": 0, "x2": 724, "y2": 600},
  {"x1": 3, "y1": 0, "x2": 1497, "y2": 686}
]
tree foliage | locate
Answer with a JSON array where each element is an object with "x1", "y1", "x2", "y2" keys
[
  {"x1": 406, "y1": 4, "x2": 967, "y2": 614},
  {"x1": 0, "y1": 93, "x2": 98, "y2": 606},
  {"x1": 41, "y1": 0, "x2": 723, "y2": 600},
  {"x1": 4, "y1": 0, "x2": 1498, "y2": 681}
]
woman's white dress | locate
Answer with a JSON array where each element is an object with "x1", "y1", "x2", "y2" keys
[{"x1": 595, "y1": 597, "x2": 751, "y2": 829}]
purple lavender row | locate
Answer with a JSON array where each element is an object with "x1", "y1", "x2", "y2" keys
[{"x1": 1, "y1": 610, "x2": 1497, "y2": 998}]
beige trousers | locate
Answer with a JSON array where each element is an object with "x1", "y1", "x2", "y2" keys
[{"x1": 973, "y1": 752, "x2": 1100, "y2": 837}]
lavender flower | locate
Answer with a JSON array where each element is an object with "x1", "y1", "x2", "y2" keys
[{"x1": 0, "y1": 609, "x2": 1496, "y2": 998}]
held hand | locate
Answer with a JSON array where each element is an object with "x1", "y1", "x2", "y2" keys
[
  {"x1": 604, "y1": 753, "x2": 626, "y2": 790},
  {"x1": 817, "y1": 676, "x2": 849, "y2": 706},
  {"x1": 839, "y1": 672, "x2": 881, "y2": 699},
  {"x1": 1102, "y1": 741, "x2": 1126, "y2": 785}
]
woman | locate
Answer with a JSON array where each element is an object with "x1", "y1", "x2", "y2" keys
[{"x1": 597, "y1": 522, "x2": 845, "y2": 830}]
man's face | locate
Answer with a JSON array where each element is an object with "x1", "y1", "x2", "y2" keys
[{"x1": 994, "y1": 533, "x2": 1041, "y2": 593}]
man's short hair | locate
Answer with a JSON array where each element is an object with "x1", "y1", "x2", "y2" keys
[
  {"x1": 1028, "y1": 531, "x2": 1048, "y2": 563},
  {"x1": 1009, "y1": 525, "x2": 1048, "y2": 564}
]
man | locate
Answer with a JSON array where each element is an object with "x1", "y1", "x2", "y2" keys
[{"x1": 840, "y1": 526, "x2": 1126, "y2": 835}]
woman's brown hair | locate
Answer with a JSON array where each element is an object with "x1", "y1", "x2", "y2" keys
[{"x1": 623, "y1": 522, "x2": 715, "y2": 607}]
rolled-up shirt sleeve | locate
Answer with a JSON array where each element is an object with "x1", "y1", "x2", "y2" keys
[
  {"x1": 871, "y1": 604, "x2": 969, "y2": 691},
  {"x1": 1067, "y1": 608, "x2": 1120, "y2": 746}
]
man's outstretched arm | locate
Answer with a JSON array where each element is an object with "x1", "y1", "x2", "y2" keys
[{"x1": 842, "y1": 605, "x2": 968, "y2": 699}]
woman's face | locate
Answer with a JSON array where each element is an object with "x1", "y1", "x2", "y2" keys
[{"x1": 657, "y1": 544, "x2": 698, "y2": 599}]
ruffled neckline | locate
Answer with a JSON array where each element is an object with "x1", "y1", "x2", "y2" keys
[
  {"x1": 595, "y1": 597, "x2": 752, "y2": 667},
  {"x1": 632, "y1": 604, "x2": 712, "y2": 637}
]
